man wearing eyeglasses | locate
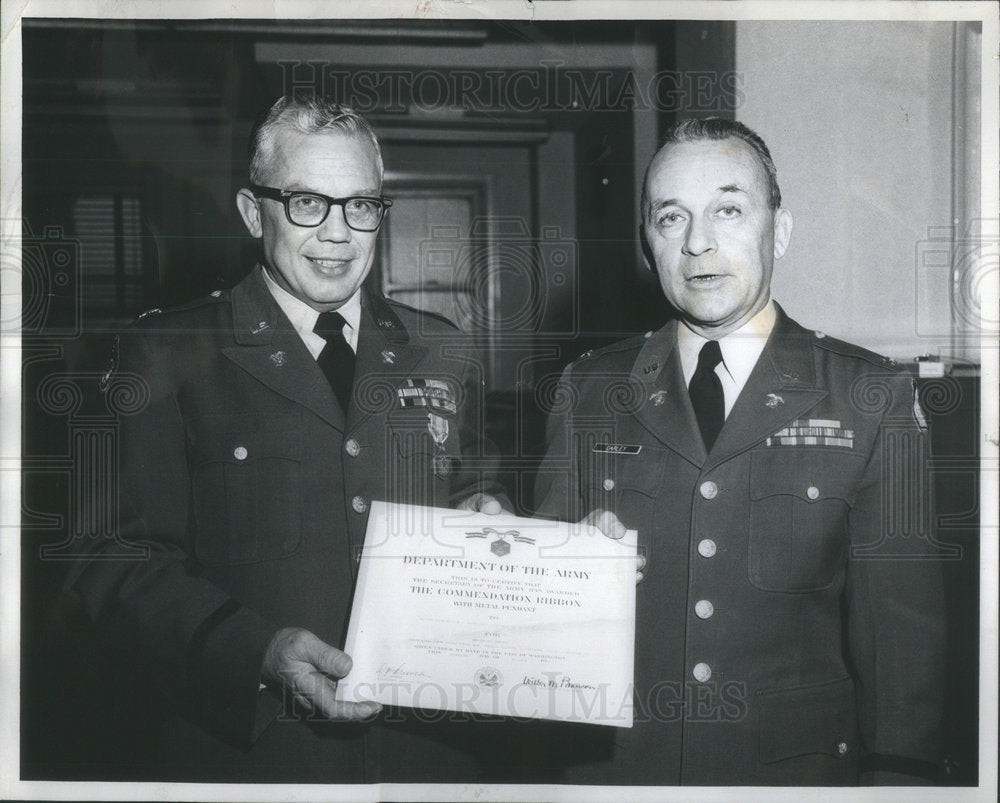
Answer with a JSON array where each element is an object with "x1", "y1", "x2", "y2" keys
[{"x1": 67, "y1": 95, "x2": 508, "y2": 782}]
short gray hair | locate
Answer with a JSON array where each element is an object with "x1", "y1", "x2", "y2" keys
[
  {"x1": 248, "y1": 95, "x2": 384, "y2": 184},
  {"x1": 643, "y1": 117, "x2": 782, "y2": 213}
]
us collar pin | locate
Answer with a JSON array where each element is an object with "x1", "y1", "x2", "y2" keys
[{"x1": 251, "y1": 320, "x2": 270, "y2": 334}]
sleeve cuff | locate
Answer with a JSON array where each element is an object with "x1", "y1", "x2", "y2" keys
[{"x1": 188, "y1": 602, "x2": 280, "y2": 748}]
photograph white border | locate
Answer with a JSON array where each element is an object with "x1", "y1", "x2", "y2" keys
[{"x1": 2, "y1": 2, "x2": 997, "y2": 801}]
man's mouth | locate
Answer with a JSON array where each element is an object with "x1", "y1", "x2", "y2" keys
[
  {"x1": 307, "y1": 256, "x2": 351, "y2": 269},
  {"x1": 686, "y1": 273, "x2": 725, "y2": 283}
]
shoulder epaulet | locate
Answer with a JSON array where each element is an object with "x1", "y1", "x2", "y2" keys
[
  {"x1": 812, "y1": 330, "x2": 900, "y2": 370},
  {"x1": 99, "y1": 334, "x2": 120, "y2": 392},
  {"x1": 572, "y1": 333, "x2": 647, "y2": 364},
  {"x1": 569, "y1": 335, "x2": 645, "y2": 369},
  {"x1": 133, "y1": 288, "x2": 228, "y2": 324},
  {"x1": 385, "y1": 297, "x2": 460, "y2": 331}
]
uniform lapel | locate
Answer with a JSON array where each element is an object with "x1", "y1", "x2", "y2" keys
[
  {"x1": 704, "y1": 306, "x2": 827, "y2": 471},
  {"x1": 221, "y1": 267, "x2": 346, "y2": 431},
  {"x1": 631, "y1": 321, "x2": 708, "y2": 467},
  {"x1": 345, "y1": 290, "x2": 428, "y2": 436}
]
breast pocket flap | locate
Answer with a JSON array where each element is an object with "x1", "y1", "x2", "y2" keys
[
  {"x1": 750, "y1": 449, "x2": 864, "y2": 504},
  {"x1": 586, "y1": 446, "x2": 665, "y2": 498}
]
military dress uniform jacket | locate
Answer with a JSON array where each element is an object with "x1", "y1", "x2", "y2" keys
[
  {"x1": 534, "y1": 306, "x2": 945, "y2": 786},
  {"x1": 67, "y1": 265, "x2": 507, "y2": 783}
]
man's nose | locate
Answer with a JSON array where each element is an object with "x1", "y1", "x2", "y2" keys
[
  {"x1": 316, "y1": 203, "x2": 352, "y2": 242},
  {"x1": 682, "y1": 216, "x2": 715, "y2": 257}
]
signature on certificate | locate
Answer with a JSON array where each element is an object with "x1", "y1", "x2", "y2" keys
[{"x1": 376, "y1": 662, "x2": 432, "y2": 681}]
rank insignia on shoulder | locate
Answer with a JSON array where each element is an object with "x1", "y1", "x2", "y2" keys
[
  {"x1": 912, "y1": 385, "x2": 928, "y2": 431},
  {"x1": 138, "y1": 307, "x2": 161, "y2": 319},
  {"x1": 99, "y1": 335, "x2": 120, "y2": 392},
  {"x1": 397, "y1": 378, "x2": 458, "y2": 415},
  {"x1": 765, "y1": 418, "x2": 854, "y2": 448}
]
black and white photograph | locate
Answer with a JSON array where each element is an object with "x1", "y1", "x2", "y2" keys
[{"x1": 2, "y1": 1, "x2": 997, "y2": 800}]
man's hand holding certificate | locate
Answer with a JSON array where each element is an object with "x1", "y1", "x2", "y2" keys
[{"x1": 336, "y1": 502, "x2": 637, "y2": 727}]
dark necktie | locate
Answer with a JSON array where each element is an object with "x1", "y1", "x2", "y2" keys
[
  {"x1": 313, "y1": 310, "x2": 355, "y2": 412},
  {"x1": 689, "y1": 339, "x2": 725, "y2": 451}
]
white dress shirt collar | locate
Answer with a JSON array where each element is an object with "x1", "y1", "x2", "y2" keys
[
  {"x1": 677, "y1": 301, "x2": 777, "y2": 417},
  {"x1": 261, "y1": 265, "x2": 362, "y2": 358}
]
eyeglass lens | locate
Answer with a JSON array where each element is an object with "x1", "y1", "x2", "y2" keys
[{"x1": 287, "y1": 194, "x2": 384, "y2": 230}]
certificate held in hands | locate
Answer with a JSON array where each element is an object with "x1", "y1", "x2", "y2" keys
[{"x1": 336, "y1": 502, "x2": 637, "y2": 727}]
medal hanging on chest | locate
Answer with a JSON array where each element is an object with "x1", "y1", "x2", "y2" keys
[{"x1": 428, "y1": 412, "x2": 452, "y2": 478}]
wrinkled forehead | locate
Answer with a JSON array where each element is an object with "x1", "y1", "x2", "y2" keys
[
  {"x1": 264, "y1": 126, "x2": 381, "y2": 185},
  {"x1": 645, "y1": 137, "x2": 769, "y2": 205}
]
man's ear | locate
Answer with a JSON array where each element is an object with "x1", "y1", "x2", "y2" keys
[
  {"x1": 639, "y1": 224, "x2": 656, "y2": 273},
  {"x1": 236, "y1": 188, "x2": 263, "y2": 239},
  {"x1": 773, "y1": 208, "x2": 793, "y2": 260}
]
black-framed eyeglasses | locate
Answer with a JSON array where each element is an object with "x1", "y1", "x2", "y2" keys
[{"x1": 250, "y1": 184, "x2": 392, "y2": 231}]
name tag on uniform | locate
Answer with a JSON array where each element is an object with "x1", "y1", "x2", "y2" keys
[{"x1": 592, "y1": 443, "x2": 643, "y2": 455}]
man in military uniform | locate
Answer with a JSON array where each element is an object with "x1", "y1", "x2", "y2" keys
[
  {"x1": 535, "y1": 118, "x2": 945, "y2": 785},
  {"x1": 66, "y1": 96, "x2": 509, "y2": 782}
]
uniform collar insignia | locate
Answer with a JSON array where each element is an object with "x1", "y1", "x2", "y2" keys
[{"x1": 364, "y1": 289, "x2": 409, "y2": 345}]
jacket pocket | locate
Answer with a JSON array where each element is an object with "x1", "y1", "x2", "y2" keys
[
  {"x1": 188, "y1": 425, "x2": 303, "y2": 565},
  {"x1": 758, "y1": 676, "x2": 859, "y2": 764},
  {"x1": 748, "y1": 449, "x2": 864, "y2": 592}
]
